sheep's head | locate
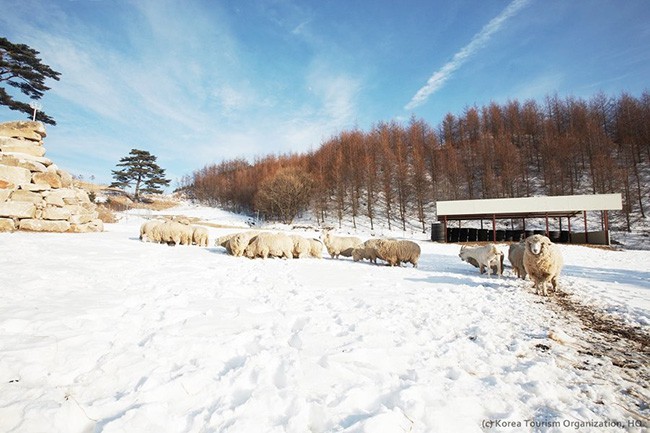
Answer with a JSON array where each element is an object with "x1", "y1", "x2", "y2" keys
[{"x1": 526, "y1": 234, "x2": 550, "y2": 255}]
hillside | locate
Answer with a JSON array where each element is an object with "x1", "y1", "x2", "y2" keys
[
  {"x1": 0, "y1": 204, "x2": 648, "y2": 432},
  {"x1": 183, "y1": 93, "x2": 650, "y2": 242}
]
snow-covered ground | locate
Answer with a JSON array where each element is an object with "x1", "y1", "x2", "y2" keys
[{"x1": 1, "y1": 205, "x2": 649, "y2": 433}]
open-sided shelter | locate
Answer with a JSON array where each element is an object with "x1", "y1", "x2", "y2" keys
[{"x1": 433, "y1": 194, "x2": 622, "y2": 245}]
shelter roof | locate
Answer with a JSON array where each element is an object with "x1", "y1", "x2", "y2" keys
[{"x1": 436, "y1": 194, "x2": 622, "y2": 221}]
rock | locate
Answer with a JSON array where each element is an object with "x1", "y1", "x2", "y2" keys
[
  {"x1": 0, "y1": 137, "x2": 46, "y2": 157},
  {"x1": 0, "y1": 217, "x2": 15, "y2": 232},
  {"x1": 0, "y1": 154, "x2": 47, "y2": 172},
  {"x1": 0, "y1": 201, "x2": 36, "y2": 218},
  {"x1": 9, "y1": 190, "x2": 44, "y2": 204},
  {"x1": 0, "y1": 120, "x2": 47, "y2": 141},
  {"x1": 0, "y1": 120, "x2": 103, "y2": 233},
  {"x1": 42, "y1": 205, "x2": 72, "y2": 220},
  {"x1": 19, "y1": 183, "x2": 51, "y2": 192},
  {"x1": 0, "y1": 179, "x2": 16, "y2": 190},
  {"x1": 58, "y1": 169, "x2": 73, "y2": 188},
  {"x1": 2, "y1": 152, "x2": 52, "y2": 167},
  {"x1": 32, "y1": 171, "x2": 62, "y2": 189},
  {"x1": 43, "y1": 188, "x2": 78, "y2": 206},
  {"x1": 69, "y1": 219, "x2": 103, "y2": 233},
  {"x1": 0, "y1": 165, "x2": 32, "y2": 186},
  {"x1": 69, "y1": 211, "x2": 99, "y2": 224},
  {"x1": 19, "y1": 219, "x2": 70, "y2": 232},
  {"x1": 74, "y1": 189, "x2": 91, "y2": 203}
]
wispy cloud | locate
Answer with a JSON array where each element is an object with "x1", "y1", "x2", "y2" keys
[
  {"x1": 405, "y1": 0, "x2": 531, "y2": 110},
  {"x1": 0, "y1": 0, "x2": 366, "y2": 183}
]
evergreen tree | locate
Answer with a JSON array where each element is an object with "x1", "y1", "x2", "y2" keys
[
  {"x1": 110, "y1": 149, "x2": 170, "y2": 201},
  {"x1": 0, "y1": 37, "x2": 61, "y2": 125}
]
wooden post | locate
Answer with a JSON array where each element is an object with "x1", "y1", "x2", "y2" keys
[
  {"x1": 604, "y1": 210, "x2": 610, "y2": 245},
  {"x1": 443, "y1": 216, "x2": 448, "y2": 243},
  {"x1": 568, "y1": 216, "x2": 572, "y2": 244},
  {"x1": 583, "y1": 211, "x2": 589, "y2": 244},
  {"x1": 492, "y1": 214, "x2": 497, "y2": 242}
]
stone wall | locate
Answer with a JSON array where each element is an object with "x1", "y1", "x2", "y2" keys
[{"x1": 0, "y1": 120, "x2": 103, "y2": 233}]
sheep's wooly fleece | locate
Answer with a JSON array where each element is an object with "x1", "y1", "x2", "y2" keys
[{"x1": 1, "y1": 204, "x2": 649, "y2": 432}]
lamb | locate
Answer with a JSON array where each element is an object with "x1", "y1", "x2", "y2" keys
[
  {"x1": 352, "y1": 238, "x2": 383, "y2": 264},
  {"x1": 308, "y1": 238, "x2": 324, "y2": 259},
  {"x1": 465, "y1": 251, "x2": 504, "y2": 275},
  {"x1": 289, "y1": 234, "x2": 311, "y2": 258},
  {"x1": 508, "y1": 241, "x2": 527, "y2": 279},
  {"x1": 523, "y1": 234, "x2": 563, "y2": 296},
  {"x1": 459, "y1": 244, "x2": 502, "y2": 276},
  {"x1": 244, "y1": 232, "x2": 294, "y2": 259},
  {"x1": 322, "y1": 231, "x2": 363, "y2": 259},
  {"x1": 192, "y1": 226, "x2": 209, "y2": 247},
  {"x1": 375, "y1": 239, "x2": 421, "y2": 267}
]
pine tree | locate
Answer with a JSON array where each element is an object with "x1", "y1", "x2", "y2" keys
[
  {"x1": 110, "y1": 149, "x2": 170, "y2": 201},
  {"x1": 0, "y1": 37, "x2": 61, "y2": 125}
]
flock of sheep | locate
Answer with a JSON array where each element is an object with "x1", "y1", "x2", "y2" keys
[
  {"x1": 138, "y1": 217, "x2": 562, "y2": 296},
  {"x1": 139, "y1": 218, "x2": 422, "y2": 268},
  {"x1": 139, "y1": 217, "x2": 209, "y2": 247}
]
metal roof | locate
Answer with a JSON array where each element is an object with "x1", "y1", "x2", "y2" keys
[{"x1": 436, "y1": 193, "x2": 622, "y2": 221}]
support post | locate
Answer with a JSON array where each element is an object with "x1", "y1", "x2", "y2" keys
[
  {"x1": 604, "y1": 210, "x2": 610, "y2": 245},
  {"x1": 583, "y1": 210, "x2": 589, "y2": 244},
  {"x1": 443, "y1": 216, "x2": 448, "y2": 243},
  {"x1": 492, "y1": 214, "x2": 496, "y2": 243}
]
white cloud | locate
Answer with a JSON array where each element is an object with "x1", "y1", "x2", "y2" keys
[{"x1": 405, "y1": 0, "x2": 531, "y2": 110}]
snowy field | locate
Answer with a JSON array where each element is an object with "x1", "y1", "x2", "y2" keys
[{"x1": 1, "y1": 205, "x2": 649, "y2": 433}]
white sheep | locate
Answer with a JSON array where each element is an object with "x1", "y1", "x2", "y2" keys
[
  {"x1": 523, "y1": 234, "x2": 563, "y2": 296},
  {"x1": 508, "y1": 241, "x2": 527, "y2": 279},
  {"x1": 289, "y1": 234, "x2": 311, "y2": 258},
  {"x1": 352, "y1": 238, "x2": 383, "y2": 264},
  {"x1": 308, "y1": 238, "x2": 324, "y2": 259},
  {"x1": 465, "y1": 251, "x2": 504, "y2": 275},
  {"x1": 322, "y1": 231, "x2": 363, "y2": 259},
  {"x1": 376, "y1": 239, "x2": 421, "y2": 267},
  {"x1": 459, "y1": 244, "x2": 502, "y2": 277},
  {"x1": 152, "y1": 220, "x2": 185, "y2": 246},
  {"x1": 230, "y1": 231, "x2": 259, "y2": 257},
  {"x1": 192, "y1": 226, "x2": 209, "y2": 247},
  {"x1": 139, "y1": 220, "x2": 162, "y2": 242},
  {"x1": 177, "y1": 223, "x2": 194, "y2": 246},
  {"x1": 215, "y1": 232, "x2": 239, "y2": 254},
  {"x1": 244, "y1": 232, "x2": 294, "y2": 259}
]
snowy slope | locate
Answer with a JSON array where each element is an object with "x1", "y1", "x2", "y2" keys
[{"x1": 0, "y1": 207, "x2": 648, "y2": 433}]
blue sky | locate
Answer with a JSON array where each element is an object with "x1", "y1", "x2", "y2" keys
[{"x1": 1, "y1": 0, "x2": 649, "y2": 188}]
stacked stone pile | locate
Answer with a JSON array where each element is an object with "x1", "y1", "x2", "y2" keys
[{"x1": 0, "y1": 120, "x2": 103, "y2": 233}]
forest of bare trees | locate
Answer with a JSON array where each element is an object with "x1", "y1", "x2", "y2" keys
[{"x1": 181, "y1": 92, "x2": 650, "y2": 230}]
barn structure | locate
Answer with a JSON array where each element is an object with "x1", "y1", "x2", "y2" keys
[{"x1": 433, "y1": 193, "x2": 622, "y2": 245}]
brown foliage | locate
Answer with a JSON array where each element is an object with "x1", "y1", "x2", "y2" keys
[
  {"x1": 185, "y1": 92, "x2": 649, "y2": 230},
  {"x1": 254, "y1": 166, "x2": 313, "y2": 224}
]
